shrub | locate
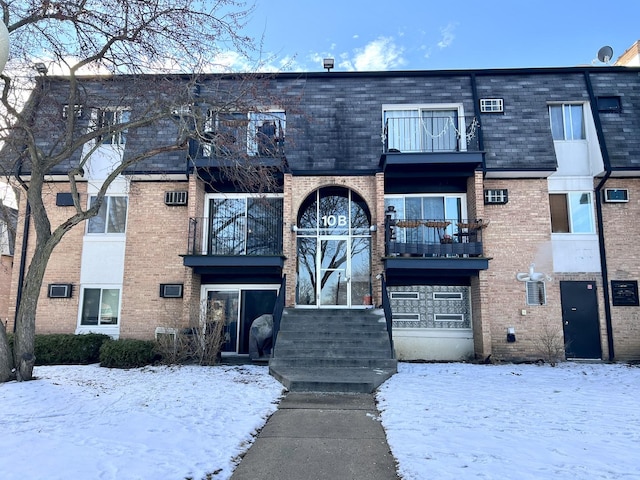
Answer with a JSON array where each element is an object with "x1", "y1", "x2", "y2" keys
[
  {"x1": 34, "y1": 333, "x2": 111, "y2": 365},
  {"x1": 99, "y1": 338, "x2": 156, "y2": 368}
]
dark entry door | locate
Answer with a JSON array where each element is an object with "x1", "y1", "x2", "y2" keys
[
  {"x1": 560, "y1": 281, "x2": 602, "y2": 359},
  {"x1": 239, "y1": 290, "x2": 277, "y2": 354}
]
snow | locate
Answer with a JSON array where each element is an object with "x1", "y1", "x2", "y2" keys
[
  {"x1": 1, "y1": 362, "x2": 639, "y2": 480},
  {"x1": 377, "y1": 362, "x2": 640, "y2": 480}
]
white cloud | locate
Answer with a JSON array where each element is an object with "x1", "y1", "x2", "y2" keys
[
  {"x1": 438, "y1": 22, "x2": 457, "y2": 49},
  {"x1": 339, "y1": 37, "x2": 406, "y2": 71}
]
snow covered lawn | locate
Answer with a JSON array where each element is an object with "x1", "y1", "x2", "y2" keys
[
  {"x1": 1, "y1": 362, "x2": 638, "y2": 479},
  {"x1": 0, "y1": 364, "x2": 284, "y2": 480},
  {"x1": 377, "y1": 362, "x2": 640, "y2": 480}
]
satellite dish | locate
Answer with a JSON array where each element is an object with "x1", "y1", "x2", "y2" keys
[{"x1": 597, "y1": 46, "x2": 614, "y2": 64}]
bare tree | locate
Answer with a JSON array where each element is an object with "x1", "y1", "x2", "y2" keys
[{"x1": 0, "y1": 0, "x2": 288, "y2": 382}]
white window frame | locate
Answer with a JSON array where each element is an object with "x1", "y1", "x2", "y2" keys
[
  {"x1": 382, "y1": 103, "x2": 467, "y2": 152},
  {"x1": 77, "y1": 286, "x2": 122, "y2": 329},
  {"x1": 86, "y1": 195, "x2": 129, "y2": 235},
  {"x1": 247, "y1": 110, "x2": 286, "y2": 156},
  {"x1": 203, "y1": 192, "x2": 284, "y2": 256},
  {"x1": 549, "y1": 191, "x2": 595, "y2": 234},
  {"x1": 94, "y1": 107, "x2": 131, "y2": 146},
  {"x1": 549, "y1": 103, "x2": 585, "y2": 141},
  {"x1": 384, "y1": 193, "x2": 468, "y2": 242},
  {"x1": 202, "y1": 109, "x2": 285, "y2": 157}
]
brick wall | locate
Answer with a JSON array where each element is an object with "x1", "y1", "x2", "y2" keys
[
  {"x1": 8, "y1": 182, "x2": 86, "y2": 334},
  {"x1": 119, "y1": 181, "x2": 191, "y2": 339},
  {"x1": 600, "y1": 179, "x2": 640, "y2": 360}
]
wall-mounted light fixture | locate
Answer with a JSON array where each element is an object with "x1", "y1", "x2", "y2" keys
[
  {"x1": 323, "y1": 58, "x2": 334, "y2": 72},
  {"x1": 290, "y1": 224, "x2": 298, "y2": 232}
]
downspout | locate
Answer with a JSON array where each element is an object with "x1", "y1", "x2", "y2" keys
[
  {"x1": 584, "y1": 70, "x2": 614, "y2": 360},
  {"x1": 13, "y1": 201, "x2": 30, "y2": 332},
  {"x1": 469, "y1": 73, "x2": 485, "y2": 162}
]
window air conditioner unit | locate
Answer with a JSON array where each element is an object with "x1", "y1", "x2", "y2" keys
[
  {"x1": 603, "y1": 188, "x2": 629, "y2": 203},
  {"x1": 48, "y1": 283, "x2": 73, "y2": 298},
  {"x1": 164, "y1": 191, "x2": 188, "y2": 206},
  {"x1": 160, "y1": 284, "x2": 184, "y2": 298}
]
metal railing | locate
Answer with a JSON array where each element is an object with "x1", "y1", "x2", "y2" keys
[
  {"x1": 380, "y1": 273, "x2": 394, "y2": 354},
  {"x1": 187, "y1": 216, "x2": 283, "y2": 256},
  {"x1": 384, "y1": 217, "x2": 485, "y2": 257},
  {"x1": 271, "y1": 275, "x2": 286, "y2": 353},
  {"x1": 383, "y1": 115, "x2": 479, "y2": 153}
]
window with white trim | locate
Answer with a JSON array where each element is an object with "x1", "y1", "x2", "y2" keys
[
  {"x1": 96, "y1": 108, "x2": 131, "y2": 145},
  {"x1": 384, "y1": 194, "x2": 466, "y2": 242},
  {"x1": 207, "y1": 194, "x2": 283, "y2": 255},
  {"x1": 80, "y1": 288, "x2": 120, "y2": 326},
  {"x1": 383, "y1": 104, "x2": 466, "y2": 152},
  {"x1": 549, "y1": 192, "x2": 594, "y2": 233},
  {"x1": 549, "y1": 104, "x2": 585, "y2": 140},
  {"x1": 87, "y1": 196, "x2": 128, "y2": 234},
  {"x1": 201, "y1": 110, "x2": 285, "y2": 157}
]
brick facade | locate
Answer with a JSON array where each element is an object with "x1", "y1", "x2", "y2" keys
[{"x1": 4, "y1": 66, "x2": 640, "y2": 362}]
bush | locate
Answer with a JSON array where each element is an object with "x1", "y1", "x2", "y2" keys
[
  {"x1": 34, "y1": 333, "x2": 111, "y2": 365},
  {"x1": 99, "y1": 338, "x2": 156, "y2": 368}
]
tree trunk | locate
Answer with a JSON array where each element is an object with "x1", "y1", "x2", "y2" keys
[
  {"x1": 0, "y1": 321, "x2": 14, "y2": 382},
  {"x1": 12, "y1": 226, "x2": 55, "y2": 381}
]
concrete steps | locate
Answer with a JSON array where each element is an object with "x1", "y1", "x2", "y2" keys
[{"x1": 269, "y1": 308, "x2": 397, "y2": 393}]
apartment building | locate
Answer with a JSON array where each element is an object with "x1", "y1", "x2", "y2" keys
[{"x1": 5, "y1": 63, "x2": 640, "y2": 363}]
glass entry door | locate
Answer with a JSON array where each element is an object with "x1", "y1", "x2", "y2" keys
[
  {"x1": 296, "y1": 187, "x2": 372, "y2": 308},
  {"x1": 319, "y1": 238, "x2": 348, "y2": 306}
]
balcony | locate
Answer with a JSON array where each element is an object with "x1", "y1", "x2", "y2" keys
[
  {"x1": 383, "y1": 217, "x2": 489, "y2": 278},
  {"x1": 383, "y1": 115, "x2": 480, "y2": 154},
  {"x1": 182, "y1": 216, "x2": 285, "y2": 281}
]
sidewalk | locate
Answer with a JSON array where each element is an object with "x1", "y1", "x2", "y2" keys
[{"x1": 230, "y1": 392, "x2": 400, "y2": 480}]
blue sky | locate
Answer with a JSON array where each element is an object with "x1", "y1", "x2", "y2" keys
[{"x1": 244, "y1": 0, "x2": 639, "y2": 72}]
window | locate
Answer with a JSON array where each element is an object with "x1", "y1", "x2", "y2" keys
[
  {"x1": 87, "y1": 196, "x2": 128, "y2": 234},
  {"x1": 248, "y1": 112, "x2": 286, "y2": 156},
  {"x1": 549, "y1": 104, "x2": 585, "y2": 140},
  {"x1": 208, "y1": 195, "x2": 283, "y2": 255},
  {"x1": 526, "y1": 281, "x2": 546, "y2": 306},
  {"x1": 484, "y1": 189, "x2": 508, "y2": 205},
  {"x1": 201, "y1": 110, "x2": 285, "y2": 157},
  {"x1": 62, "y1": 104, "x2": 83, "y2": 119},
  {"x1": 80, "y1": 288, "x2": 120, "y2": 325},
  {"x1": 97, "y1": 108, "x2": 131, "y2": 145},
  {"x1": 383, "y1": 105, "x2": 463, "y2": 152},
  {"x1": 384, "y1": 194, "x2": 465, "y2": 242},
  {"x1": 549, "y1": 192, "x2": 594, "y2": 233}
]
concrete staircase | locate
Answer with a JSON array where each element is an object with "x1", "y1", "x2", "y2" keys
[{"x1": 269, "y1": 308, "x2": 397, "y2": 393}]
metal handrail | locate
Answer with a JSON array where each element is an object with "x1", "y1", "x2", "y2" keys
[
  {"x1": 380, "y1": 273, "x2": 394, "y2": 355},
  {"x1": 271, "y1": 274, "x2": 286, "y2": 353}
]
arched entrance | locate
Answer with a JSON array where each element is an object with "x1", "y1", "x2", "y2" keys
[{"x1": 295, "y1": 186, "x2": 372, "y2": 308}]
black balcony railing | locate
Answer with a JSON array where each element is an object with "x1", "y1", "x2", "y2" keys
[
  {"x1": 383, "y1": 115, "x2": 479, "y2": 153},
  {"x1": 188, "y1": 216, "x2": 283, "y2": 256},
  {"x1": 384, "y1": 217, "x2": 485, "y2": 258}
]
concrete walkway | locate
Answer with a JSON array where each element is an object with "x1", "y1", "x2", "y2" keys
[{"x1": 230, "y1": 393, "x2": 400, "y2": 480}]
